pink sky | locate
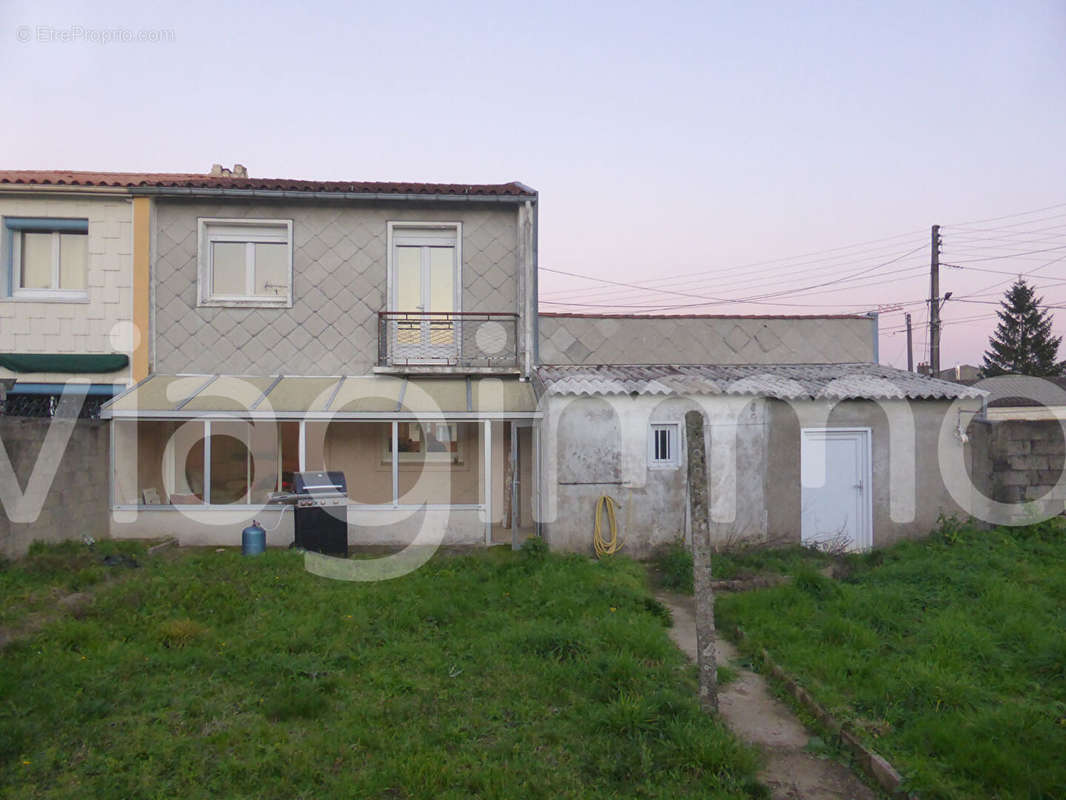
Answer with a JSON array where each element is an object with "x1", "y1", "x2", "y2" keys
[{"x1": 3, "y1": 0, "x2": 1064, "y2": 370}]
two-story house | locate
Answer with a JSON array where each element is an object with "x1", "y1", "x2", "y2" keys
[
  {"x1": 0, "y1": 172, "x2": 149, "y2": 415},
  {"x1": 91, "y1": 168, "x2": 539, "y2": 548}
]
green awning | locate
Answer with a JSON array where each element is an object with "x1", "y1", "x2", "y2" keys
[{"x1": 0, "y1": 353, "x2": 129, "y2": 374}]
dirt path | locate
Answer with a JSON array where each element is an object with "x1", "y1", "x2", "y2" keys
[{"x1": 657, "y1": 591, "x2": 879, "y2": 800}]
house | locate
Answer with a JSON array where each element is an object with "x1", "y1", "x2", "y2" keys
[
  {"x1": 0, "y1": 172, "x2": 148, "y2": 416},
  {"x1": 79, "y1": 168, "x2": 539, "y2": 547},
  {"x1": 3, "y1": 166, "x2": 988, "y2": 555}
]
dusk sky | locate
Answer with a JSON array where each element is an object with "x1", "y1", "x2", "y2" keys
[{"x1": 3, "y1": 0, "x2": 1064, "y2": 369}]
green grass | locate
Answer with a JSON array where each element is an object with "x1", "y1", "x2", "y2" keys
[
  {"x1": 650, "y1": 538, "x2": 834, "y2": 594},
  {"x1": 0, "y1": 539, "x2": 147, "y2": 628},
  {"x1": 0, "y1": 544, "x2": 763, "y2": 799},
  {"x1": 717, "y1": 520, "x2": 1066, "y2": 800}
]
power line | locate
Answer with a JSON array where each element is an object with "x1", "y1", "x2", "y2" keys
[
  {"x1": 538, "y1": 234, "x2": 929, "y2": 302},
  {"x1": 944, "y1": 202, "x2": 1066, "y2": 228},
  {"x1": 939, "y1": 245, "x2": 1066, "y2": 264},
  {"x1": 542, "y1": 264, "x2": 930, "y2": 311},
  {"x1": 541, "y1": 245, "x2": 929, "y2": 313}
]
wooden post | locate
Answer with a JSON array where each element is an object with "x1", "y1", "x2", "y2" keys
[{"x1": 685, "y1": 410, "x2": 718, "y2": 713}]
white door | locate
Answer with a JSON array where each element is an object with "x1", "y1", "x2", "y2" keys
[
  {"x1": 392, "y1": 230, "x2": 458, "y2": 362},
  {"x1": 800, "y1": 428, "x2": 872, "y2": 551}
]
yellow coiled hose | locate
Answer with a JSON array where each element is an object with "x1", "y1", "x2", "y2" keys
[{"x1": 593, "y1": 495, "x2": 624, "y2": 557}]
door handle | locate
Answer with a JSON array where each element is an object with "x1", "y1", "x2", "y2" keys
[{"x1": 853, "y1": 479, "x2": 863, "y2": 491}]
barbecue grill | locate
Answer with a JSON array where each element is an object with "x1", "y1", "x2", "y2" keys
[{"x1": 286, "y1": 470, "x2": 348, "y2": 556}]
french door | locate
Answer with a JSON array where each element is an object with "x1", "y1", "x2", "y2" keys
[{"x1": 391, "y1": 226, "x2": 459, "y2": 363}]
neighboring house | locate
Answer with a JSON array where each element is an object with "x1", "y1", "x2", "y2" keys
[
  {"x1": 4, "y1": 166, "x2": 988, "y2": 555},
  {"x1": 0, "y1": 172, "x2": 149, "y2": 415},
  {"x1": 938, "y1": 364, "x2": 981, "y2": 382}
]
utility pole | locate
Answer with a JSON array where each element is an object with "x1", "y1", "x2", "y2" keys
[
  {"x1": 929, "y1": 224, "x2": 942, "y2": 376},
  {"x1": 905, "y1": 312, "x2": 914, "y2": 372}
]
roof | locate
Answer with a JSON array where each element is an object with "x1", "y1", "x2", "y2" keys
[
  {"x1": 957, "y1": 375, "x2": 1066, "y2": 408},
  {"x1": 0, "y1": 170, "x2": 535, "y2": 198},
  {"x1": 535, "y1": 363, "x2": 987, "y2": 401},
  {"x1": 101, "y1": 374, "x2": 538, "y2": 418}
]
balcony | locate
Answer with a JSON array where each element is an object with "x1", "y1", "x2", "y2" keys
[{"x1": 377, "y1": 311, "x2": 519, "y2": 372}]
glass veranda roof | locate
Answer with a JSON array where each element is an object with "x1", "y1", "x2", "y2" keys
[{"x1": 101, "y1": 374, "x2": 538, "y2": 418}]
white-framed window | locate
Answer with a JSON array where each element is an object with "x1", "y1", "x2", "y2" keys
[
  {"x1": 5, "y1": 218, "x2": 88, "y2": 301},
  {"x1": 649, "y1": 423, "x2": 679, "y2": 468},
  {"x1": 197, "y1": 218, "x2": 293, "y2": 307},
  {"x1": 384, "y1": 421, "x2": 464, "y2": 464}
]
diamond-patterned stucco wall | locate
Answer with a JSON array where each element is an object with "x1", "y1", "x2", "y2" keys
[
  {"x1": 538, "y1": 315, "x2": 876, "y2": 365},
  {"x1": 153, "y1": 202, "x2": 519, "y2": 375}
]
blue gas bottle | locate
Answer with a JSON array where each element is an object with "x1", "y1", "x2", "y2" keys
[{"x1": 242, "y1": 520, "x2": 266, "y2": 556}]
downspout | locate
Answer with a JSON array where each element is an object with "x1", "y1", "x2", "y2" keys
[
  {"x1": 532, "y1": 195, "x2": 539, "y2": 368},
  {"x1": 522, "y1": 198, "x2": 538, "y2": 378}
]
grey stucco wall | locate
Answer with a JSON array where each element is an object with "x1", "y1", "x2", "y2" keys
[
  {"x1": 540, "y1": 394, "x2": 769, "y2": 557},
  {"x1": 538, "y1": 314, "x2": 877, "y2": 365},
  {"x1": 765, "y1": 398, "x2": 978, "y2": 548},
  {"x1": 153, "y1": 201, "x2": 521, "y2": 375},
  {"x1": 540, "y1": 393, "x2": 980, "y2": 556},
  {"x1": 0, "y1": 417, "x2": 110, "y2": 558}
]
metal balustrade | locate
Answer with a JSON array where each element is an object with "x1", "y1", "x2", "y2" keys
[{"x1": 378, "y1": 311, "x2": 519, "y2": 368}]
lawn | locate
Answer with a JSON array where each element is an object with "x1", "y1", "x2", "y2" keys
[
  {"x1": 0, "y1": 542, "x2": 763, "y2": 800},
  {"x1": 0, "y1": 539, "x2": 148, "y2": 629},
  {"x1": 714, "y1": 521, "x2": 1066, "y2": 800}
]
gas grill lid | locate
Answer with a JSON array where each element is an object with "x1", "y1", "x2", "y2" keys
[{"x1": 293, "y1": 471, "x2": 347, "y2": 496}]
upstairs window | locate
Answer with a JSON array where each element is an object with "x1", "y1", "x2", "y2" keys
[
  {"x1": 197, "y1": 218, "x2": 293, "y2": 307},
  {"x1": 649, "y1": 423, "x2": 679, "y2": 468},
  {"x1": 5, "y1": 218, "x2": 88, "y2": 300}
]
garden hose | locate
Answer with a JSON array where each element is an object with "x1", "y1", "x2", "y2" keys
[{"x1": 593, "y1": 495, "x2": 624, "y2": 558}]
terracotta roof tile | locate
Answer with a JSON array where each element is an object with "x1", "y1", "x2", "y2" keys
[{"x1": 0, "y1": 170, "x2": 535, "y2": 197}]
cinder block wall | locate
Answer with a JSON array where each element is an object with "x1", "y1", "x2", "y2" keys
[
  {"x1": 0, "y1": 417, "x2": 110, "y2": 558},
  {"x1": 970, "y1": 419, "x2": 1066, "y2": 505}
]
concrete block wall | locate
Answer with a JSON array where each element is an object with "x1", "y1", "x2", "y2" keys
[
  {"x1": 153, "y1": 201, "x2": 521, "y2": 375},
  {"x1": 970, "y1": 419, "x2": 1066, "y2": 505},
  {"x1": 0, "y1": 417, "x2": 110, "y2": 558},
  {"x1": 538, "y1": 314, "x2": 877, "y2": 365},
  {"x1": 0, "y1": 195, "x2": 134, "y2": 384}
]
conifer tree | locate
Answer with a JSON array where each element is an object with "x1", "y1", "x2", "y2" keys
[{"x1": 981, "y1": 279, "x2": 1065, "y2": 376}]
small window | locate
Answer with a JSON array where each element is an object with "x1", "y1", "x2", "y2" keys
[
  {"x1": 649, "y1": 423, "x2": 679, "y2": 468},
  {"x1": 198, "y1": 219, "x2": 293, "y2": 307},
  {"x1": 384, "y1": 421, "x2": 464, "y2": 464},
  {"x1": 5, "y1": 218, "x2": 88, "y2": 300}
]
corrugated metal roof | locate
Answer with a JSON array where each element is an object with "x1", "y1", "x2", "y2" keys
[
  {"x1": 957, "y1": 375, "x2": 1066, "y2": 408},
  {"x1": 536, "y1": 363, "x2": 987, "y2": 401},
  {"x1": 0, "y1": 170, "x2": 535, "y2": 197}
]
